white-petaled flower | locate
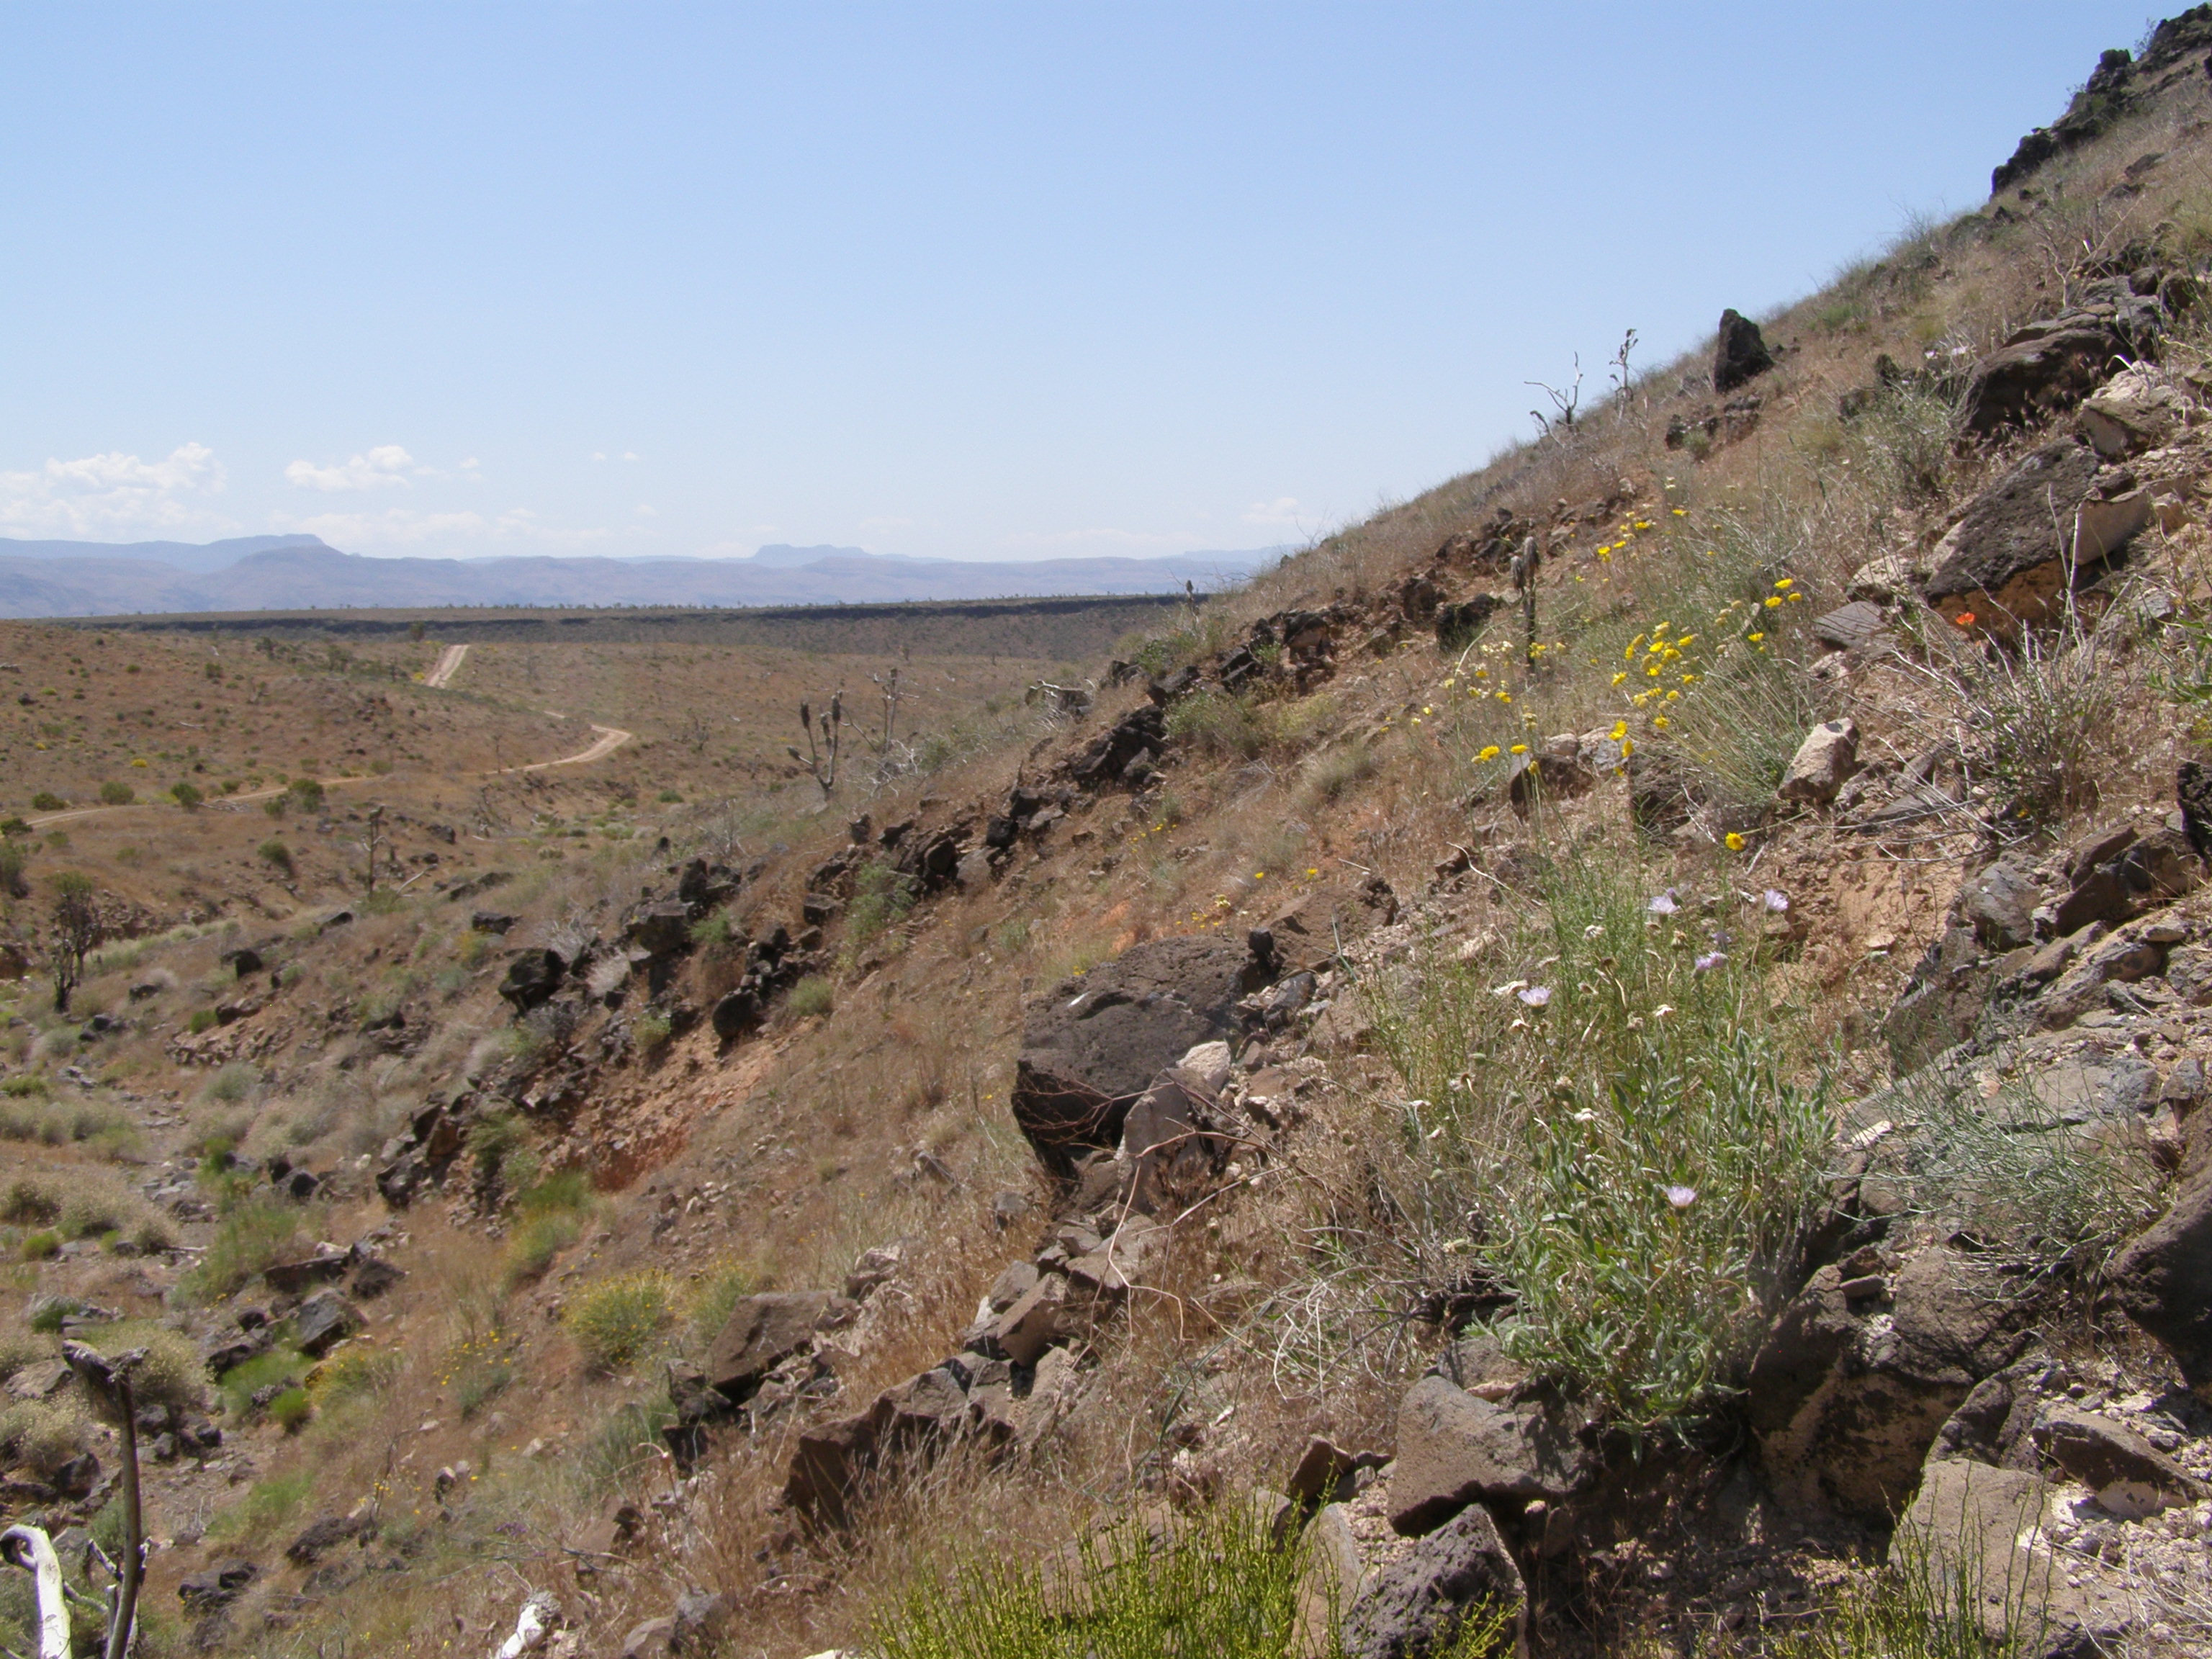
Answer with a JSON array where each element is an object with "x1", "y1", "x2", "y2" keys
[
  {"x1": 1763, "y1": 889, "x2": 1789, "y2": 913},
  {"x1": 1518, "y1": 985, "x2": 1552, "y2": 1007},
  {"x1": 1647, "y1": 891, "x2": 1679, "y2": 915},
  {"x1": 1663, "y1": 1184, "x2": 1698, "y2": 1210}
]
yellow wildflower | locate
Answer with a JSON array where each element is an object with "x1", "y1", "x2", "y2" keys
[
  {"x1": 1509, "y1": 744, "x2": 1529, "y2": 755},
  {"x1": 1477, "y1": 745, "x2": 1501, "y2": 761},
  {"x1": 1725, "y1": 832, "x2": 1745, "y2": 851}
]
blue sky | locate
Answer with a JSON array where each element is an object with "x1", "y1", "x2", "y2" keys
[{"x1": 0, "y1": 2, "x2": 2156, "y2": 563}]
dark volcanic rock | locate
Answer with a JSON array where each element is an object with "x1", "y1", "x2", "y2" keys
[
  {"x1": 1387, "y1": 1374, "x2": 1593, "y2": 1535},
  {"x1": 704, "y1": 1292, "x2": 831, "y2": 1401},
  {"x1": 1010, "y1": 935, "x2": 1252, "y2": 1179},
  {"x1": 1959, "y1": 326, "x2": 2129, "y2": 437},
  {"x1": 1922, "y1": 440, "x2": 2149, "y2": 629},
  {"x1": 498, "y1": 948, "x2": 566, "y2": 1015},
  {"x1": 1713, "y1": 308, "x2": 1775, "y2": 393},
  {"x1": 1343, "y1": 1501, "x2": 1527, "y2": 1659},
  {"x1": 2110, "y1": 1164, "x2": 2212, "y2": 1399},
  {"x1": 1749, "y1": 1248, "x2": 2031, "y2": 1520},
  {"x1": 292, "y1": 1289, "x2": 364, "y2": 1358}
]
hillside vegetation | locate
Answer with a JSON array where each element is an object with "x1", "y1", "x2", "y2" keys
[{"x1": 10, "y1": 13, "x2": 2212, "y2": 1659}]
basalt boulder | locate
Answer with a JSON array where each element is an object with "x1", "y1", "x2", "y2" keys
[{"x1": 1011, "y1": 935, "x2": 1256, "y2": 1179}]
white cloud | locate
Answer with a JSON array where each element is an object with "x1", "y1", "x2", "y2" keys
[
  {"x1": 273, "y1": 504, "x2": 620, "y2": 554},
  {"x1": 284, "y1": 444, "x2": 426, "y2": 492},
  {"x1": 0, "y1": 442, "x2": 231, "y2": 539},
  {"x1": 1242, "y1": 496, "x2": 1308, "y2": 527}
]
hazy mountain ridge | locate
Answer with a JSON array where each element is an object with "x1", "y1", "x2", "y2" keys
[{"x1": 0, "y1": 536, "x2": 1278, "y2": 616}]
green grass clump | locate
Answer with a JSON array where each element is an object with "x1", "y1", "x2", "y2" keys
[
  {"x1": 868, "y1": 1504, "x2": 1503, "y2": 1659},
  {"x1": 217, "y1": 1349, "x2": 304, "y2": 1417},
  {"x1": 563, "y1": 1269, "x2": 675, "y2": 1371},
  {"x1": 503, "y1": 1210, "x2": 584, "y2": 1289},
  {"x1": 845, "y1": 859, "x2": 918, "y2": 954},
  {"x1": 687, "y1": 1256, "x2": 762, "y2": 1349},
  {"x1": 182, "y1": 1194, "x2": 310, "y2": 1301},
  {"x1": 1372, "y1": 854, "x2": 1829, "y2": 1433},
  {"x1": 633, "y1": 1009, "x2": 673, "y2": 1051},
  {"x1": 268, "y1": 1385, "x2": 313, "y2": 1432},
  {"x1": 788, "y1": 975, "x2": 835, "y2": 1018}
]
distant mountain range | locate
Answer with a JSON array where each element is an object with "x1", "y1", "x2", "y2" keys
[{"x1": 0, "y1": 536, "x2": 1280, "y2": 617}]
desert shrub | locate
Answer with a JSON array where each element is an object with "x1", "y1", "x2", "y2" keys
[
  {"x1": 310, "y1": 1344, "x2": 400, "y2": 1405},
  {"x1": 788, "y1": 975, "x2": 835, "y2": 1018},
  {"x1": 183, "y1": 1194, "x2": 309, "y2": 1301},
  {"x1": 688, "y1": 1256, "x2": 762, "y2": 1349},
  {"x1": 268, "y1": 1386, "x2": 313, "y2": 1432},
  {"x1": 2, "y1": 1073, "x2": 50, "y2": 1100},
  {"x1": 29, "y1": 791, "x2": 64, "y2": 811},
  {"x1": 1368, "y1": 854, "x2": 1828, "y2": 1432},
  {"x1": 633, "y1": 1010, "x2": 673, "y2": 1051},
  {"x1": 1300, "y1": 740, "x2": 1379, "y2": 804},
  {"x1": 27, "y1": 1295, "x2": 86, "y2": 1333},
  {"x1": 575, "y1": 1390, "x2": 679, "y2": 1495},
  {"x1": 17, "y1": 1230, "x2": 58, "y2": 1260},
  {"x1": 82, "y1": 1319, "x2": 204, "y2": 1415},
  {"x1": 0, "y1": 1332, "x2": 52, "y2": 1382},
  {"x1": 1166, "y1": 688, "x2": 1338, "y2": 762},
  {"x1": 502, "y1": 1210, "x2": 584, "y2": 1289},
  {"x1": 1921, "y1": 614, "x2": 2114, "y2": 827},
  {"x1": 564, "y1": 1269, "x2": 676, "y2": 1371},
  {"x1": 362, "y1": 889, "x2": 405, "y2": 916},
  {"x1": 846, "y1": 859, "x2": 918, "y2": 951},
  {"x1": 1892, "y1": 1074, "x2": 2164, "y2": 1282},
  {"x1": 258, "y1": 838, "x2": 295, "y2": 876},
  {"x1": 203, "y1": 1061, "x2": 258, "y2": 1105},
  {"x1": 0, "y1": 842, "x2": 24, "y2": 899},
  {"x1": 97, "y1": 781, "x2": 132, "y2": 805},
  {"x1": 215, "y1": 1348, "x2": 302, "y2": 1417},
  {"x1": 0, "y1": 1397, "x2": 91, "y2": 1478},
  {"x1": 288, "y1": 777, "x2": 325, "y2": 812},
  {"x1": 169, "y1": 781, "x2": 203, "y2": 809},
  {"x1": 690, "y1": 907, "x2": 738, "y2": 950},
  {"x1": 868, "y1": 1503, "x2": 1491, "y2": 1659},
  {"x1": 205, "y1": 1467, "x2": 315, "y2": 1545},
  {"x1": 467, "y1": 1110, "x2": 528, "y2": 1187},
  {"x1": 186, "y1": 1008, "x2": 218, "y2": 1035}
]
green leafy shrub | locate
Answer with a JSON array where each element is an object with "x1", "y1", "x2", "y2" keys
[
  {"x1": 258, "y1": 839, "x2": 295, "y2": 876},
  {"x1": 267, "y1": 1386, "x2": 312, "y2": 1433},
  {"x1": 502, "y1": 1210, "x2": 584, "y2": 1289},
  {"x1": 846, "y1": 859, "x2": 918, "y2": 952},
  {"x1": 182, "y1": 1195, "x2": 309, "y2": 1301},
  {"x1": 28, "y1": 792, "x2": 64, "y2": 812},
  {"x1": 170, "y1": 781, "x2": 204, "y2": 809},
  {"x1": 788, "y1": 976, "x2": 835, "y2": 1018},
  {"x1": 633, "y1": 1010, "x2": 673, "y2": 1051},
  {"x1": 97, "y1": 781, "x2": 133, "y2": 805},
  {"x1": 1370, "y1": 855, "x2": 1828, "y2": 1433},
  {"x1": 288, "y1": 777, "x2": 325, "y2": 812},
  {"x1": 564, "y1": 1269, "x2": 675, "y2": 1371},
  {"x1": 18, "y1": 1229, "x2": 58, "y2": 1260}
]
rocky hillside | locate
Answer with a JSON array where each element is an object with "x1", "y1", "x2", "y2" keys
[{"x1": 12, "y1": 11, "x2": 2212, "y2": 1658}]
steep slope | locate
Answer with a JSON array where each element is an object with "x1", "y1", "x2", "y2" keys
[{"x1": 10, "y1": 14, "x2": 2212, "y2": 1659}]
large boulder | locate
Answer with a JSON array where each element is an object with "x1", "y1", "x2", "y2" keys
[
  {"x1": 1921, "y1": 440, "x2": 2150, "y2": 631},
  {"x1": 1960, "y1": 325, "x2": 2129, "y2": 437},
  {"x1": 1011, "y1": 936, "x2": 1256, "y2": 1179},
  {"x1": 292, "y1": 1290, "x2": 364, "y2": 1358},
  {"x1": 499, "y1": 948, "x2": 566, "y2": 1015},
  {"x1": 1748, "y1": 1248, "x2": 2030, "y2": 1521},
  {"x1": 1341, "y1": 1501, "x2": 1527, "y2": 1659},
  {"x1": 1713, "y1": 308, "x2": 1775, "y2": 393},
  {"x1": 1895, "y1": 1460, "x2": 2131, "y2": 1659},
  {"x1": 2109, "y1": 1163, "x2": 2212, "y2": 1399},
  {"x1": 703, "y1": 1292, "x2": 831, "y2": 1403},
  {"x1": 1387, "y1": 1375, "x2": 1593, "y2": 1536}
]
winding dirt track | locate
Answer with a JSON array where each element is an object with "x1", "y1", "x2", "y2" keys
[
  {"x1": 24, "y1": 646, "x2": 632, "y2": 830},
  {"x1": 421, "y1": 642, "x2": 470, "y2": 688}
]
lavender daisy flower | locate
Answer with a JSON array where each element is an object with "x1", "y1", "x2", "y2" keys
[
  {"x1": 1647, "y1": 891, "x2": 1679, "y2": 916},
  {"x1": 1518, "y1": 985, "x2": 1552, "y2": 1007},
  {"x1": 1694, "y1": 950, "x2": 1726, "y2": 972},
  {"x1": 1663, "y1": 1184, "x2": 1698, "y2": 1209},
  {"x1": 1763, "y1": 889, "x2": 1789, "y2": 913}
]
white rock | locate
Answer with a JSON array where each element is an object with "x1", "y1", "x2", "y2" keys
[{"x1": 1778, "y1": 719, "x2": 1860, "y2": 805}]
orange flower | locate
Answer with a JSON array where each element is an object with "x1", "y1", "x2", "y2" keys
[{"x1": 1953, "y1": 612, "x2": 1976, "y2": 629}]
